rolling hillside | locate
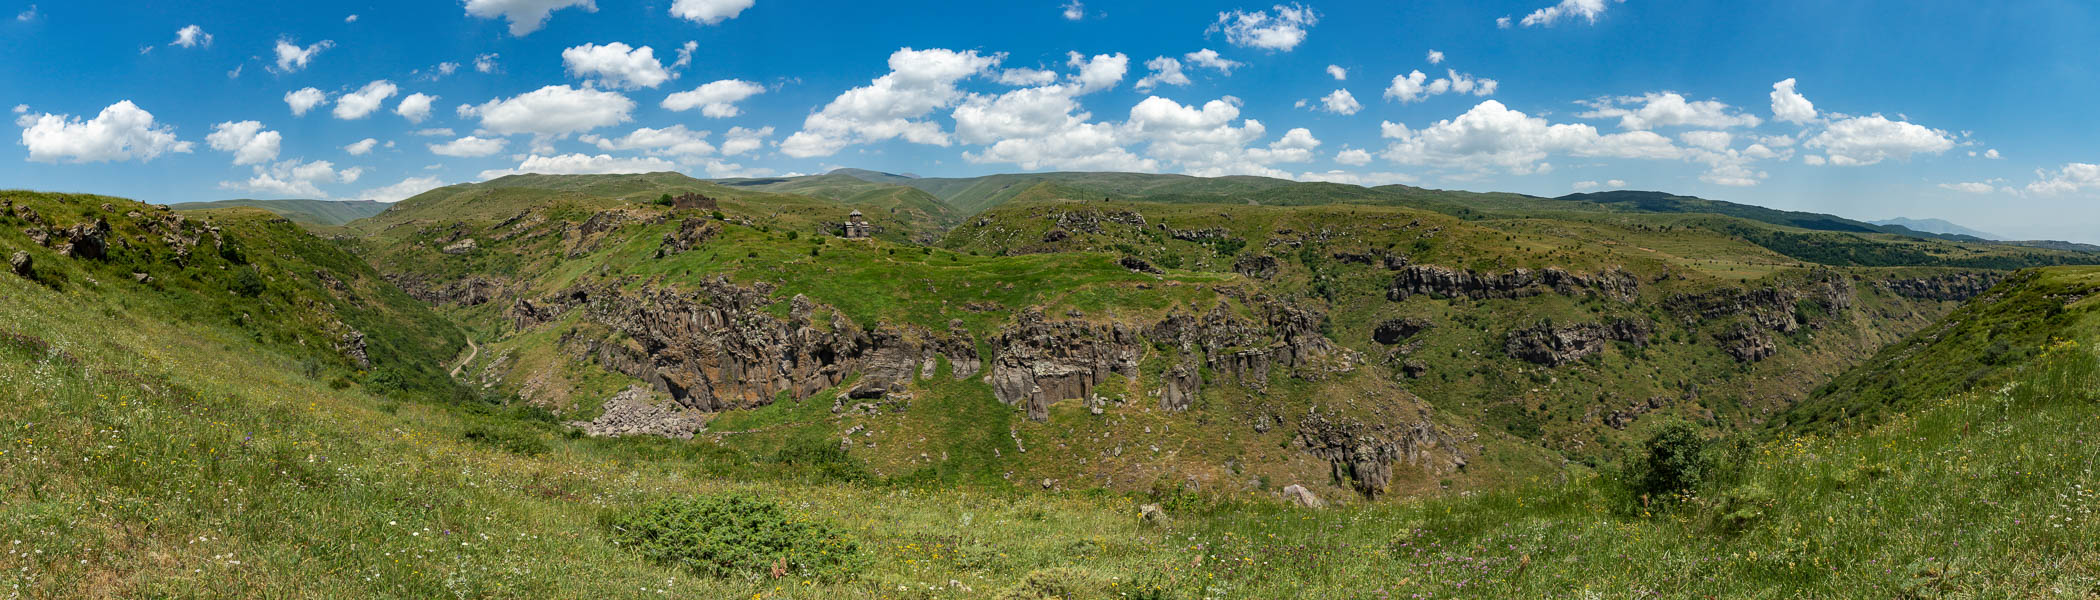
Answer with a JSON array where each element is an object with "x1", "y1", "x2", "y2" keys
[
  {"x1": 4, "y1": 184, "x2": 2093, "y2": 596},
  {"x1": 169, "y1": 198, "x2": 392, "y2": 227}
]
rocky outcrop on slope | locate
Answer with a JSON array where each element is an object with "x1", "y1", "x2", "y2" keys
[
  {"x1": 392, "y1": 274, "x2": 506, "y2": 307},
  {"x1": 1388, "y1": 265, "x2": 1640, "y2": 302},
  {"x1": 1295, "y1": 411, "x2": 1467, "y2": 499},
  {"x1": 1372, "y1": 318, "x2": 1432, "y2": 345},
  {"x1": 1232, "y1": 254, "x2": 1279, "y2": 279},
  {"x1": 1158, "y1": 359, "x2": 1202, "y2": 412},
  {"x1": 1119, "y1": 256, "x2": 1163, "y2": 274},
  {"x1": 1878, "y1": 272, "x2": 2003, "y2": 302},
  {"x1": 1050, "y1": 209, "x2": 1145, "y2": 234},
  {"x1": 1503, "y1": 318, "x2": 1653, "y2": 367},
  {"x1": 1666, "y1": 271, "x2": 1856, "y2": 362},
  {"x1": 1147, "y1": 296, "x2": 1359, "y2": 387},
  {"x1": 518, "y1": 279, "x2": 978, "y2": 413},
  {"x1": 988, "y1": 308, "x2": 1141, "y2": 421},
  {"x1": 57, "y1": 218, "x2": 110, "y2": 259},
  {"x1": 655, "y1": 218, "x2": 721, "y2": 258}
]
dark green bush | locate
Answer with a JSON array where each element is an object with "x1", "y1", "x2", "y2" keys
[
  {"x1": 655, "y1": 193, "x2": 673, "y2": 207},
  {"x1": 1627, "y1": 419, "x2": 1712, "y2": 501},
  {"x1": 606, "y1": 494, "x2": 862, "y2": 581}
]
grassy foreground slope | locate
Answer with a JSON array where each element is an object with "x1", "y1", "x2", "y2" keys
[{"x1": 4, "y1": 186, "x2": 2097, "y2": 596}]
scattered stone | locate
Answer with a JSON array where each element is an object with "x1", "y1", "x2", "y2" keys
[{"x1": 568, "y1": 385, "x2": 707, "y2": 439}]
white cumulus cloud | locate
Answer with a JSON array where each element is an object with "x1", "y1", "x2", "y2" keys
[
  {"x1": 220, "y1": 159, "x2": 360, "y2": 198},
  {"x1": 284, "y1": 88, "x2": 328, "y2": 117},
  {"x1": 271, "y1": 38, "x2": 333, "y2": 73},
  {"x1": 333, "y1": 80, "x2": 399, "y2": 120},
  {"x1": 344, "y1": 138, "x2": 379, "y2": 156},
  {"x1": 562, "y1": 42, "x2": 672, "y2": 90},
  {"x1": 2024, "y1": 163, "x2": 2100, "y2": 195},
  {"x1": 478, "y1": 153, "x2": 678, "y2": 179},
  {"x1": 1384, "y1": 69, "x2": 1498, "y2": 103},
  {"x1": 1515, "y1": 0, "x2": 1622, "y2": 27},
  {"x1": 173, "y1": 25, "x2": 212, "y2": 48},
  {"x1": 17, "y1": 101, "x2": 194, "y2": 163},
  {"x1": 1211, "y1": 4, "x2": 1318, "y2": 51},
  {"x1": 1318, "y1": 89, "x2": 1360, "y2": 115},
  {"x1": 781, "y1": 48, "x2": 1001, "y2": 158},
  {"x1": 1134, "y1": 57, "x2": 1189, "y2": 92},
  {"x1": 396, "y1": 93, "x2": 437, "y2": 123},
  {"x1": 720, "y1": 126, "x2": 773, "y2": 156},
  {"x1": 1805, "y1": 115, "x2": 1954, "y2": 166},
  {"x1": 580, "y1": 125, "x2": 717, "y2": 157},
  {"x1": 429, "y1": 136, "x2": 508, "y2": 157},
  {"x1": 669, "y1": 0, "x2": 753, "y2": 24},
  {"x1": 1770, "y1": 78, "x2": 1817, "y2": 124},
  {"x1": 205, "y1": 121, "x2": 282, "y2": 165},
  {"x1": 1578, "y1": 92, "x2": 1763, "y2": 130},
  {"x1": 1184, "y1": 49, "x2": 1242, "y2": 73},
  {"x1": 1061, "y1": 0, "x2": 1084, "y2": 20},
  {"x1": 1326, "y1": 65, "x2": 1346, "y2": 81},
  {"x1": 459, "y1": 85, "x2": 635, "y2": 137},
  {"x1": 662, "y1": 79, "x2": 765, "y2": 117}
]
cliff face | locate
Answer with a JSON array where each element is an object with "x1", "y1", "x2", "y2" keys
[
  {"x1": 510, "y1": 278, "x2": 978, "y2": 412},
  {"x1": 986, "y1": 308, "x2": 1142, "y2": 421},
  {"x1": 1388, "y1": 265, "x2": 1641, "y2": 303}
]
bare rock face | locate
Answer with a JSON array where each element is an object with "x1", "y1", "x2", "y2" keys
[
  {"x1": 336, "y1": 327, "x2": 371, "y2": 369},
  {"x1": 58, "y1": 218, "x2": 110, "y2": 259},
  {"x1": 1295, "y1": 411, "x2": 1466, "y2": 499},
  {"x1": 1232, "y1": 253, "x2": 1279, "y2": 279},
  {"x1": 1879, "y1": 272, "x2": 2003, "y2": 301},
  {"x1": 1158, "y1": 360, "x2": 1202, "y2": 411},
  {"x1": 1147, "y1": 297, "x2": 1358, "y2": 388},
  {"x1": 988, "y1": 308, "x2": 1141, "y2": 421},
  {"x1": 1282, "y1": 484, "x2": 1326, "y2": 508},
  {"x1": 441, "y1": 238, "x2": 478, "y2": 255},
  {"x1": 569, "y1": 385, "x2": 707, "y2": 439},
  {"x1": 392, "y1": 274, "x2": 505, "y2": 307},
  {"x1": 8, "y1": 251, "x2": 28, "y2": 278},
  {"x1": 1503, "y1": 318, "x2": 1652, "y2": 367},
  {"x1": 1388, "y1": 265, "x2": 1640, "y2": 303},
  {"x1": 656, "y1": 218, "x2": 721, "y2": 258},
  {"x1": 1666, "y1": 270, "x2": 1856, "y2": 363},
  {"x1": 517, "y1": 279, "x2": 978, "y2": 415},
  {"x1": 1716, "y1": 324, "x2": 1777, "y2": 362},
  {"x1": 1372, "y1": 317, "x2": 1432, "y2": 345}
]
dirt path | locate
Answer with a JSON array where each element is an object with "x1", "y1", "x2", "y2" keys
[{"x1": 450, "y1": 336, "x2": 480, "y2": 378}]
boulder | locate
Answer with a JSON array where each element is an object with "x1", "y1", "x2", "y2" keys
[
  {"x1": 1282, "y1": 484, "x2": 1326, "y2": 508},
  {"x1": 7, "y1": 251, "x2": 28, "y2": 278},
  {"x1": 1232, "y1": 254, "x2": 1280, "y2": 279},
  {"x1": 58, "y1": 218, "x2": 110, "y2": 259},
  {"x1": 1139, "y1": 503, "x2": 1169, "y2": 525},
  {"x1": 1372, "y1": 318, "x2": 1432, "y2": 345}
]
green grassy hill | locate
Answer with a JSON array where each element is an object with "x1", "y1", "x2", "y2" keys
[
  {"x1": 4, "y1": 179, "x2": 2093, "y2": 595},
  {"x1": 169, "y1": 198, "x2": 392, "y2": 227}
]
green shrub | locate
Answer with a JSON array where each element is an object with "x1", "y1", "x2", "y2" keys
[
  {"x1": 606, "y1": 494, "x2": 862, "y2": 582},
  {"x1": 655, "y1": 193, "x2": 673, "y2": 207},
  {"x1": 786, "y1": 230, "x2": 800, "y2": 241},
  {"x1": 996, "y1": 567, "x2": 1101, "y2": 600},
  {"x1": 1705, "y1": 484, "x2": 1777, "y2": 533},
  {"x1": 1626, "y1": 419, "x2": 1712, "y2": 502}
]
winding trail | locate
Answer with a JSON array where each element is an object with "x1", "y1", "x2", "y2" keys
[{"x1": 450, "y1": 336, "x2": 479, "y2": 378}]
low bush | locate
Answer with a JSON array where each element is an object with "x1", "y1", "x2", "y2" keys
[{"x1": 606, "y1": 494, "x2": 862, "y2": 582}]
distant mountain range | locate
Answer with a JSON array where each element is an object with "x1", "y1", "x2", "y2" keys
[
  {"x1": 168, "y1": 199, "x2": 391, "y2": 226},
  {"x1": 1870, "y1": 217, "x2": 2001, "y2": 241}
]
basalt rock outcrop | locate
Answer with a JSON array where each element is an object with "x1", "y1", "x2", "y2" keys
[
  {"x1": 1666, "y1": 271, "x2": 1856, "y2": 362},
  {"x1": 1295, "y1": 411, "x2": 1467, "y2": 499},
  {"x1": 655, "y1": 218, "x2": 721, "y2": 258},
  {"x1": 1146, "y1": 297, "x2": 1358, "y2": 387},
  {"x1": 1232, "y1": 253, "x2": 1279, "y2": 279},
  {"x1": 1504, "y1": 318, "x2": 1653, "y2": 367},
  {"x1": 1388, "y1": 265, "x2": 1640, "y2": 303},
  {"x1": 517, "y1": 279, "x2": 978, "y2": 413},
  {"x1": 392, "y1": 274, "x2": 505, "y2": 307},
  {"x1": 1158, "y1": 359, "x2": 1202, "y2": 412},
  {"x1": 988, "y1": 308, "x2": 1141, "y2": 421},
  {"x1": 1119, "y1": 256, "x2": 1163, "y2": 274},
  {"x1": 1879, "y1": 272, "x2": 2003, "y2": 302},
  {"x1": 57, "y1": 218, "x2": 110, "y2": 260},
  {"x1": 1372, "y1": 317, "x2": 1432, "y2": 345}
]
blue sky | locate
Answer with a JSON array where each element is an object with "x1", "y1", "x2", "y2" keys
[{"x1": 6, "y1": 0, "x2": 2099, "y2": 241}]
